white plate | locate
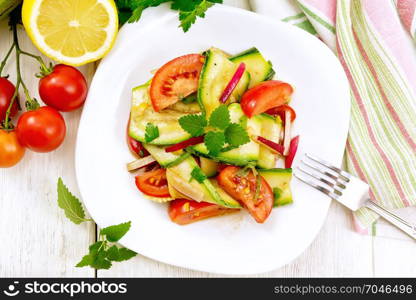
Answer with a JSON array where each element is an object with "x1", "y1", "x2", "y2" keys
[{"x1": 76, "y1": 4, "x2": 350, "y2": 275}]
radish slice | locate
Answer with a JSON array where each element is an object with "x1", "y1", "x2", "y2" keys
[
  {"x1": 219, "y1": 63, "x2": 246, "y2": 103},
  {"x1": 127, "y1": 155, "x2": 157, "y2": 172},
  {"x1": 165, "y1": 136, "x2": 204, "y2": 152},
  {"x1": 285, "y1": 136, "x2": 299, "y2": 168},
  {"x1": 283, "y1": 110, "x2": 292, "y2": 156},
  {"x1": 254, "y1": 135, "x2": 284, "y2": 155}
]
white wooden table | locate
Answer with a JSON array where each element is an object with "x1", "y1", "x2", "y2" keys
[{"x1": 0, "y1": 0, "x2": 415, "y2": 278}]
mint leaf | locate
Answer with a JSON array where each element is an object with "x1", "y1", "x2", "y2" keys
[
  {"x1": 204, "y1": 131, "x2": 225, "y2": 156},
  {"x1": 57, "y1": 178, "x2": 90, "y2": 224},
  {"x1": 179, "y1": 114, "x2": 207, "y2": 137},
  {"x1": 191, "y1": 167, "x2": 207, "y2": 183},
  {"x1": 179, "y1": 0, "x2": 214, "y2": 32},
  {"x1": 107, "y1": 245, "x2": 137, "y2": 262},
  {"x1": 145, "y1": 123, "x2": 159, "y2": 142},
  {"x1": 91, "y1": 250, "x2": 112, "y2": 270},
  {"x1": 209, "y1": 105, "x2": 230, "y2": 130},
  {"x1": 100, "y1": 221, "x2": 131, "y2": 242},
  {"x1": 76, "y1": 254, "x2": 94, "y2": 267},
  {"x1": 224, "y1": 123, "x2": 250, "y2": 147}
]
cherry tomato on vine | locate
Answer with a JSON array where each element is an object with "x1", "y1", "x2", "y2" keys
[
  {"x1": 16, "y1": 106, "x2": 66, "y2": 153},
  {"x1": 0, "y1": 130, "x2": 25, "y2": 168},
  {"x1": 0, "y1": 77, "x2": 18, "y2": 122},
  {"x1": 39, "y1": 64, "x2": 88, "y2": 112}
]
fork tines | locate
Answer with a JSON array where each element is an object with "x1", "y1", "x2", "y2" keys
[{"x1": 294, "y1": 154, "x2": 350, "y2": 199}]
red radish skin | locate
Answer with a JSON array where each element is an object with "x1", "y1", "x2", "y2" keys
[
  {"x1": 283, "y1": 110, "x2": 292, "y2": 156},
  {"x1": 285, "y1": 136, "x2": 299, "y2": 168},
  {"x1": 165, "y1": 136, "x2": 204, "y2": 152},
  {"x1": 219, "y1": 63, "x2": 246, "y2": 103}
]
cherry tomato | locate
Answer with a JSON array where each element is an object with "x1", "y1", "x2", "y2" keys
[
  {"x1": 0, "y1": 130, "x2": 25, "y2": 168},
  {"x1": 135, "y1": 168, "x2": 170, "y2": 198},
  {"x1": 168, "y1": 199, "x2": 238, "y2": 225},
  {"x1": 241, "y1": 81, "x2": 293, "y2": 118},
  {"x1": 150, "y1": 54, "x2": 204, "y2": 112},
  {"x1": 0, "y1": 77, "x2": 18, "y2": 122},
  {"x1": 16, "y1": 106, "x2": 66, "y2": 153},
  {"x1": 285, "y1": 136, "x2": 300, "y2": 168},
  {"x1": 39, "y1": 64, "x2": 88, "y2": 112},
  {"x1": 217, "y1": 166, "x2": 274, "y2": 223},
  {"x1": 266, "y1": 104, "x2": 296, "y2": 125}
]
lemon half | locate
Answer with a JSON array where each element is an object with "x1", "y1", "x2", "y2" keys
[{"x1": 22, "y1": 0, "x2": 118, "y2": 66}]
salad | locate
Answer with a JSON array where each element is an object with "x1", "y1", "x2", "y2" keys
[{"x1": 126, "y1": 47, "x2": 299, "y2": 225}]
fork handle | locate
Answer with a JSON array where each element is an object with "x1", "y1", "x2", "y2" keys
[{"x1": 365, "y1": 200, "x2": 416, "y2": 240}]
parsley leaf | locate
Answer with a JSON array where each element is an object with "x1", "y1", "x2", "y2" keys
[
  {"x1": 145, "y1": 123, "x2": 159, "y2": 142},
  {"x1": 204, "y1": 131, "x2": 225, "y2": 156},
  {"x1": 115, "y1": 0, "x2": 222, "y2": 31},
  {"x1": 100, "y1": 221, "x2": 132, "y2": 242},
  {"x1": 179, "y1": 0, "x2": 214, "y2": 32},
  {"x1": 179, "y1": 114, "x2": 207, "y2": 137},
  {"x1": 57, "y1": 178, "x2": 91, "y2": 224},
  {"x1": 190, "y1": 167, "x2": 207, "y2": 183},
  {"x1": 224, "y1": 123, "x2": 250, "y2": 147},
  {"x1": 209, "y1": 105, "x2": 230, "y2": 130}
]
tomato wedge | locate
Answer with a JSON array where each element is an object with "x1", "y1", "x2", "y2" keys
[
  {"x1": 266, "y1": 104, "x2": 296, "y2": 125},
  {"x1": 168, "y1": 199, "x2": 238, "y2": 225},
  {"x1": 217, "y1": 166, "x2": 274, "y2": 223},
  {"x1": 150, "y1": 54, "x2": 204, "y2": 112},
  {"x1": 135, "y1": 169, "x2": 170, "y2": 198},
  {"x1": 241, "y1": 81, "x2": 294, "y2": 118}
]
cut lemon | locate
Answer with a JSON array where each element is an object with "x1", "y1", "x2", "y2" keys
[{"x1": 22, "y1": 0, "x2": 118, "y2": 66}]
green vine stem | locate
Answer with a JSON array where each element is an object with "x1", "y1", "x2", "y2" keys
[{"x1": 0, "y1": 43, "x2": 15, "y2": 77}]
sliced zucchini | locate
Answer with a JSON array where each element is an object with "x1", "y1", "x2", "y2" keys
[
  {"x1": 145, "y1": 145, "x2": 234, "y2": 208},
  {"x1": 198, "y1": 48, "x2": 250, "y2": 117},
  {"x1": 200, "y1": 157, "x2": 219, "y2": 177},
  {"x1": 169, "y1": 101, "x2": 201, "y2": 114},
  {"x1": 258, "y1": 168, "x2": 293, "y2": 207},
  {"x1": 256, "y1": 114, "x2": 283, "y2": 169},
  {"x1": 230, "y1": 47, "x2": 275, "y2": 87},
  {"x1": 209, "y1": 179, "x2": 242, "y2": 208},
  {"x1": 167, "y1": 157, "x2": 232, "y2": 207},
  {"x1": 129, "y1": 83, "x2": 191, "y2": 145},
  {"x1": 190, "y1": 104, "x2": 261, "y2": 166}
]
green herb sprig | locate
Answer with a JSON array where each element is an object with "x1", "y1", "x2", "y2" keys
[
  {"x1": 57, "y1": 178, "x2": 137, "y2": 270},
  {"x1": 115, "y1": 0, "x2": 223, "y2": 32}
]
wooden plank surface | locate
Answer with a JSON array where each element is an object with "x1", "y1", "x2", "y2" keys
[{"x1": 0, "y1": 20, "x2": 96, "y2": 277}]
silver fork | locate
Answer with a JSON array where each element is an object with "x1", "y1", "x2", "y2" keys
[{"x1": 294, "y1": 153, "x2": 416, "y2": 240}]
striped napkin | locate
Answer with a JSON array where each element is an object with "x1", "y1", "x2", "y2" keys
[{"x1": 250, "y1": 0, "x2": 416, "y2": 238}]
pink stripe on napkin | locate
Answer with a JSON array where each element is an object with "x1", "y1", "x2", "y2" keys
[
  {"x1": 303, "y1": 0, "x2": 337, "y2": 24},
  {"x1": 362, "y1": 0, "x2": 416, "y2": 93},
  {"x1": 397, "y1": 0, "x2": 416, "y2": 32}
]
